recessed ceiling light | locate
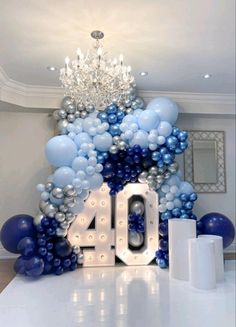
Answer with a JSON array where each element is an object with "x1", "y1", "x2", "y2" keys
[
  {"x1": 47, "y1": 66, "x2": 57, "y2": 72},
  {"x1": 139, "y1": 71, "x2": 148, "y2": 76},
  {"x1": 203, "y1": 74, "x2": 212, "y2": 79}
]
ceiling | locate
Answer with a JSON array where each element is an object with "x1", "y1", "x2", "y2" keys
[{"x1": 0, "y1": 0, "x2": 235, "y2": 94}]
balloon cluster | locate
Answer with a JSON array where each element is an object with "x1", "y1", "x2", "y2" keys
[
  {"x1": 0, "y1": 214, "x2": 83, "y2": 277},
  {"x1": 128, "y1": 200, "x2": 145, "y2": 248},
  {"x1": 0, "y1": 91, "x2": 202, "y2": 277}
]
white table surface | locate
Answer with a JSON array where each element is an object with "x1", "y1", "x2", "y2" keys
[{"x1": 0, "y1": 261, "x2": 235, "y2": 327}]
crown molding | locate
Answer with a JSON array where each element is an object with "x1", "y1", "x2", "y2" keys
[{"x1": 0, "y1": 66, "x2": 235, "y2": 115}]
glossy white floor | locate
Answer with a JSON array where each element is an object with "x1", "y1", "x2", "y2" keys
[{"x1": 0, "y1": 261, "x2": 235, "y2": 327}]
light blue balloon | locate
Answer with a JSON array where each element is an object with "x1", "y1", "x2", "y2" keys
[
  {"x1": 74, "y1": 132, "x2": 92, "y2": 148},
  {"x1": 71, "y1": 199, "x2": 84, "y2": 214},
  {"x1": 36, "y1": 184, "x2": 45, "y2": 192},
  {"x1": 179, "y1": 181, "x2": 194, "y2": 195},
  {"x1": 87, "y1": 173, "x2": 103, "y2": 190},
  {"x1": 45, "y1": 135, "x2": 77, "y2": 167},
  {"x1": 166, "y1": 175, "x2": 181, "y2": 186},
  {"x1": 53, "y1": 167, "x2": 75, "y2": 188},
  {"x1": 130, "y1": 130, "x2": 149, "y2": 148},
  {"x1": 41, "y1": 191, "x2": 49, "y2": 201},
  {"x1": 146, "y1": 97, "x2": 179, "y2": 124},
  {"x1": 72, "y1": 157, "x2": 88, "y2": 172},
  {"x1": 78, "y1": 189, "x2": 89, "y2": 200},
  {"x1": 49, "y1": 193, "x2": 64, "y2": 206},
  {"x1": 123, "y1": 114, "x2": 137, "y2": 124},
  {"x1": 93, "y1": 132, "x2": 112, "y2": 152},
  {"x1": 157, "y1": 121, "x2": 172, "y2": 137},
  {"x1": 133, "y1": 109, "x2": 143, "y2": 117},
  {"x1": 83, "y1": 117, "x2": 94, "y2": 133},
  {"x1": 138, "y1": 109, "x2": 160, "y2": 132}
]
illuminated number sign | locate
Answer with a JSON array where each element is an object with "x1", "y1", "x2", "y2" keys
[{"x1": 68, "y1": 183, "x2": 159, "y2": 266}]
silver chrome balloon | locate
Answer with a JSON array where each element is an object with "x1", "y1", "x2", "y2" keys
[
  {"x1": 44, "y1": 204, "x2": 58, "y2": 218},
  {"x1": 56, "y1": 228, "x2": 67, "y2": 237},
  {"x1": 109, "y1": 145, "x2": 118, "y2": 154},
  {"x1": 66, "y1": 103, "x2": 76, "y2": 114},
  {"x1": 52, "y1": 187, "x2": 64, "y2": 199},
  {"x1": 67, "y1": 114, "x2": 75, "y2": 122},
  {"x1": 130, "y1": 200, "x2": 145, "y2": 215},
  {"x1": 77, "y1": 252, "x2": 84, "y2": 264},
  {"x1": 59, "y1": 204, "x2": 69, "y2": 213},
  {"x1": 65, "y1": 212, "x2": 75, "y2": 223},
  {"x1": 138, "y1": 171, "x2": 148, "y2": 183},
  {"x1": 61, "y1": 96, "x2": 75, "y2": 109},
  {"x1": 60, "y1": 221, "x2": 70, "y2": 230},
  {"x1": 58, "y1": 109, "x2": 67, "y2": 119},
  {"x1": 57, "y1": 119, "x2": 69, "y2": 133},
  {"x1": 53, "y1": 110, "x2": 61, "y2": 121},
  {"x1": 80, "y1": 111, "x2": 88, "y2": 119},
  {"x1": 55, "y1": 212, "x2": 66, "y2": 222},
  {"x1": 39, "y1": 200, "x2": 49, "y2": 212},
  {"x1": 34, "y1": 212, "x2": 45, "y2": 225},
  {"x1": 128, "y1": 231, "x2": 144, "y2": 247},
  {"x1": 149, "y1": 166, "x2": 158, "y2": 175},
  {"x1": 45, "y1": 182, "x2": 54, "y2": 192},
  {"x1": 63, "y1": 185, "x2": 76, "y2": 197},
  {"x1": 87, "y1": 104, "x2": 95, "y2": 113},
  {"x1": 77, "y1": 103, "x2": 85, "y2": 111},
  {"x1": 73, "y1": 245, "x2": 81, "y2": 254}
]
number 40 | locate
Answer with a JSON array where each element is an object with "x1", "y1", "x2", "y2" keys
[{"x1": 68, "y1": 183, "x2": 159, "y2": 267}]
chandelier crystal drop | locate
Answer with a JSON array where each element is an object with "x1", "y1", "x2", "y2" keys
[{"x1": 60, "y1": 31, "x2": 135, "y2": 111}]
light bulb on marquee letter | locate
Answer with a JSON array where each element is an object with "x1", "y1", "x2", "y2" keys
[
  {"x1": 115, "y1": 183, "x2": 159, "y2": 265},
  {"x1": 68, "y1": 184, "x2": 115, "y2": 267}
]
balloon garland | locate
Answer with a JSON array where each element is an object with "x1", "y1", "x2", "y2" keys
[{"x1": 1, "y1": 87, "x2": 234, "y2": 277}]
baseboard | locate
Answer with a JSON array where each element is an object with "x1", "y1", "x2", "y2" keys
[
  {"x1": 224, "y1": 243, "x2": 236, "y2": 254},
  {"x1": 0, "y1": 246, "x2": 18, "y2": 259}
]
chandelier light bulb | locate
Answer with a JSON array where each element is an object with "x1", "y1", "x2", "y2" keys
[{"x1": 60, "y1": 31, "x2": 135, "y2": 110}]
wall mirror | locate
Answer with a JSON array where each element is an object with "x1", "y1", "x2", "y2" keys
[{"x1": 184, "y1": 131, "x2": 226, "y2": 193}]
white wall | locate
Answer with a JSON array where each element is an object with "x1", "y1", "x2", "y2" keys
[
  {"x1": 0, "y1": 109, "x2": 54, "y2": 257},
  {"x1": 0, "y1": 107, "x2": 235, "y2": 256},
  {"x1": 177, "y1": 114, "x2": 236, "y2": 251}
]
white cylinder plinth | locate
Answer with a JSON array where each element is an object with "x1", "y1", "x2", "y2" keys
[
  {"x1": 168, "y1": 218, "x2": 196, "y2": 280},
  {"x1": 198, "y1": 235, "x2": 224, "y2": 282},
  {"x1": 189, "y1": 238, "x2": 216, "y2": 290}
]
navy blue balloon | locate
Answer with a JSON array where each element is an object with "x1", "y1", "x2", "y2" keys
[
  {"x1": 17, "y1": 237, "x2": 36, "y2": 257},
  {"x1": 0, "y1": 214, "x2": 35, "y2": 253},
  {"x1": 159, "y1": 222, "x2": 168, "y2": 237},
  {"x1": 199, "y1": 212, "x2": 235, "y2": 248},
  {"x1": 25, "y1": 256, "x2": 44, "y2": 277},
  {"x1": 159, "y1": 239, "x2": 168, "y2": 252},
  {"x1": 54, "y1": 238, "x2": 72, "y2": 258},
  {"x1": 14, "y1": 256, "x2": 26, "y2": 274}
]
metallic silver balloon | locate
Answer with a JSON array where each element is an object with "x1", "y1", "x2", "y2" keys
[
  {"x1": 58, "y1": 109, "x2": 67, "y2": 119},
  {"x1": 63, "y1": 185, "x2": 76, "y2": 197},
  {"x1": 149, "y1": 166, "x2": 158, "y2": 175},
  {"x1": 113, "y1": 136, "x2": 121, "y2": 145},
  {"x1": 77, "y1": 252, "x2": 84, "y2": 264},
  {"x1": 45, "y1": 182, "x2": 54, "y2": 192},
  {"x1": 126, "y1": 108, "x2": 133, "y2": 114},
  {"x1": 59, "y1": 204, "x2": 69, "y2": 213},
  {"x1": 73, "y1": 246, "x2": 81, "y2": 254},
  {"x1": 61, "y1": 96, "x2": 75, "y2": 109},
  {"x1": 74, "y1": 111, "x2": 81, "y2": 118},
  {"x1": 66, "y1": 103, "x2": 76, "y2": 114},
  {"x1": 56, "y1": 228, "x2": 67, "y2": 237},
  {"x1": 60, "y1": 221, "x2": 70, "y2": 230},
  {"x1": 148, "y1": 180, "x2": 157, "y2": 190},
  {"x1": 55, "y1": 212, "x2": 66, "y2": 222},
  {"x1": 39, "y1": 200, "x2": 49, "y2": 212},
  {"x1": 164, "y1": 171, "x2": 171, "y2": 180},
  {"x1": 130, "y1": 200, "x2": 145, "y2": 215},
  {"x1": 44, "y1": 204, "x2": 58, "y2": 218},
  {"x1": 118, "y1": 105, "x2": 126, "y2": 112},
  {"x1": 109, "y1": 145, "x2": 118, "y2": 154},
  {"x1": 34, "y1": 212, "x2": 45, "y2": 225},
  {"x1": 57, "y1": 119, "x2": 68, "y2": 134},
  {"x1": 65, "y1": 212, "x2": 75, "y2": 223},
  {"x1": 124, "y1": 99, "x2": 132, "y2": 108},
  {"x1": 53, "y1": 110, "x2": 61, "y2": 121},
  {"x1": 52, "y1": 187, "x2": 64, "y2": 199},
  {"x1": 80, "y1": 111, "x2": 88, "y2": 119},
  {"x1": 135, "y1": 97, "x2": 145, "y2": 109},
  {"x1": 87, "y1": 104, "x2": 95, "y2": 113},
  {"x1": 67, "y1": 114, "x2": 75, "y2": 122},
  {"x1": 128, "y1": 231, "x2": 144, "y2": 247},
  {"x1": 131, "y1": 100, "x2": 140, "y2": 110},
  {"x1": 138, "y1": 171, "x2": 148, "y2": 183},
  {"x1": 146, "y1": 175, "x2": 154, "y2": 183},
  {"x1": 156, "y1": 175, "x2": 164, "y2": 184},
  {"x1": 77, "y1": 103, "x2": 85, "y2": 111},
  {"x1": 118, "y1": 141, "x2": 126, "y2": 150}
]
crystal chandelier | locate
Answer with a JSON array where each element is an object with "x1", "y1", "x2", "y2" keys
[{"x1": 60, "y1": 31, "x2": 135, "y2": 111}]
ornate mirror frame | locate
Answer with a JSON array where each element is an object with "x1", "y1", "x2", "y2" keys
[{"x1": 184, "y1": 131, "x2": 226, "y2": 193}]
